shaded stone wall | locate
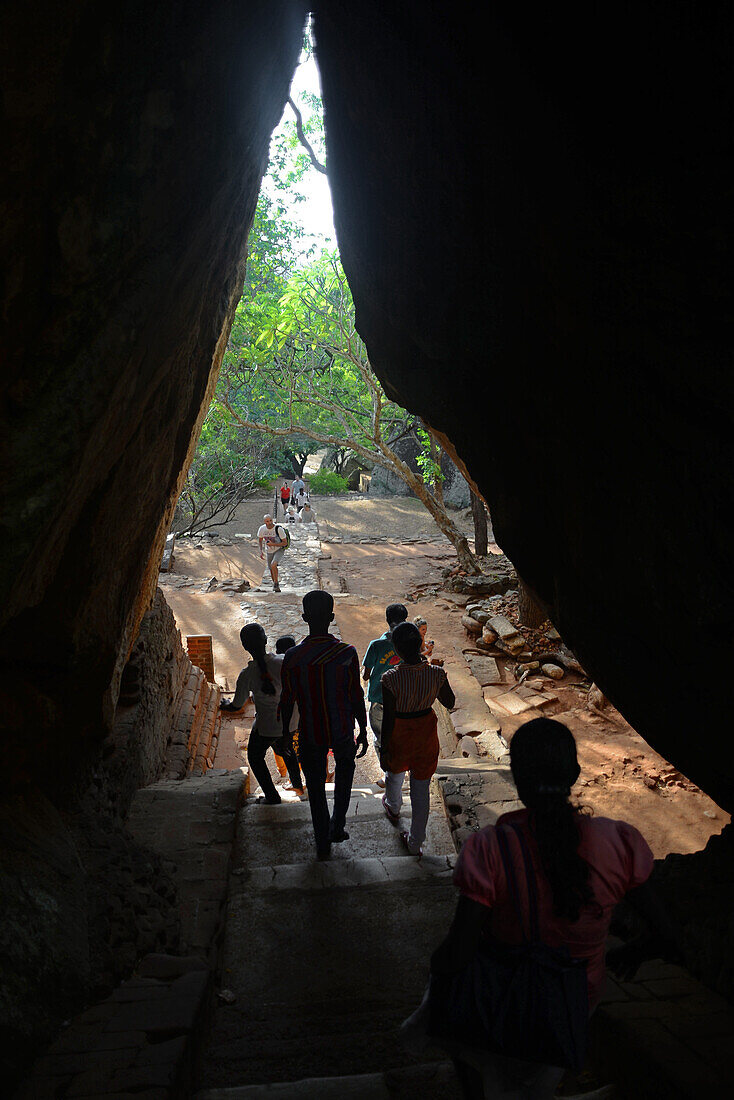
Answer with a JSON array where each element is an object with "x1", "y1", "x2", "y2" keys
[
  {"x1": 1, "y1": 2, "x2": 306, "y2": 1081},
  {"x1": 0, "y1": 0, "x2": 307, "y2": 797},
  {"x1": 313, "y1": 0, "x2": 734, "y2": 810},
  {"x1": 0, "y1": 588, "x2": 191, "y2": 1084}
]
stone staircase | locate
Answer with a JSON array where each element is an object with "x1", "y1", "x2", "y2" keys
[
  {"x1": 195, "y1": 782, "x2": 464, "y2": 1098},
  {"x1": 164, "y1": 664, "x2": 222, "y2": 779}
]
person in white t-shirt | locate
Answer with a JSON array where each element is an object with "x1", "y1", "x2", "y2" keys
[
  {"x1": 291, "y1": 476, "x2": 305, "y2": 505},
  {"x1": 257, "y1": 514, "x2": 287, "y2": 593},
  {"x1": 294, "y1": 487, "x2": 308, "y2": 512},
  {"x1": 220, "y1": 624, "x2": 302, "y2": 802}
]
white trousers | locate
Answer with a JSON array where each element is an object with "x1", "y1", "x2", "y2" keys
[{"x1": 385, "y1": 771, "x2": 430, "y2": 853}]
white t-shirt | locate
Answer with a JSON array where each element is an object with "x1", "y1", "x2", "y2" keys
[
  {"x1": 257, "y1": 523, "x2": 285, "y2": 550},
  {"x1": 295, "y1": 489, "x2": 308, "y2": 508},
  {"x1": 231, "y1": 652, "x2": 299, "y2": 737}
]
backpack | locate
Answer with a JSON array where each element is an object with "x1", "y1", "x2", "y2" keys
[{"x1": 276, "y1": 524, "x2": 290, "y2": 549}]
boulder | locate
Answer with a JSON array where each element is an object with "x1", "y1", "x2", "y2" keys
[
  {"x1": 461, "y1": 614, "x2": 483, "y2": 635},
  {"x1": 475, "y1": 729, "x2": 510, "y2": 760},
  {"x1": 457, "y1": 735, "x2": 480, "y2": 758},
  {"x1": 487, "y1": 615, "x2": 525, "y2": 655},
  {"x1": 541, "y1": 663, "x2": 564, "y2": 680}
]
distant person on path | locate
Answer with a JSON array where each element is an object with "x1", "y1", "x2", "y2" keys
[
  {"x1": 362, "y1": 603, "x2": 408, "y2": 787},
  {"x1": 424, "y1": 717, "x2": 671, "y2": 1098},
  {"x1": 257, "y1": 514, "x2": 287, "y2": 593},
  {"x1": 285, "y1": 505, "x2": 299, "y2": 524},
  {"x1": 294, "y1": 485, "x2": 309, "y2": 513},
  {"x1": 279, "y1": 479, "x2": 291, "y2": 517},
  {"x1": 291, "y1": 475, "x2": 305, "y2": 505},
  {"x1": 273, "y1": 635, "x2": 305, "y2": 795},
  {"x1": 300, "y1": 501, "x2": 317, "y2": 524},
  {"x1": 219, "y1": 624, "x2": 303, "y2": 804},
  {"x1": 280, "y1": 590, "x2": 368, "y2": 859},
  {"x1": 381, "y1": 622, "x2": 455, "y2": 856}
]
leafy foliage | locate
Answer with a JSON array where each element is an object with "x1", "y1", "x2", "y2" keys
[{"x1": 308, "y1": 470, "x2": 349, "y2": 494}]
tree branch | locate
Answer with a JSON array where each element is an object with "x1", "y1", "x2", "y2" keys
[{"x1": 288, "y1": 96, "x2": 327, "y2": 174}]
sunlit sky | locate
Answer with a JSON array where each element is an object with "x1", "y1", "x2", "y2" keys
[{"x1": 261, "y1": 49, "x2": 337, "y2": 248}]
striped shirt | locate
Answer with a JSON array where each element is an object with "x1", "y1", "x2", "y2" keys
[
  {"x1": 381, "y1": 661, "x2": 447, "y2": 713},
  {"x1": 280, "y1": 634, "x2": 366, "y2": 749}
]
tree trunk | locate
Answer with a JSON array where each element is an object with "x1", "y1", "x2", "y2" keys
[
  {"x1": 289, "y1": 451, "x2": 307, "y2": 477},
  {"x1": 518, "y1": 577, "x2": 546, "y2": 628},
  {"x1": 471, "y1": 491, "x2": 488, "y2": 556},
  {"x1": 429, "y1": 433, "x2": 444, "y2": 508},
  {"x1": 379, "y1": 444, "x2": 480, "y2": 573}
]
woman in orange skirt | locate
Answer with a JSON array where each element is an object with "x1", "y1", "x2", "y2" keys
[{"x1": 380, "y1": 623, "x2": 455, "y2": 857}]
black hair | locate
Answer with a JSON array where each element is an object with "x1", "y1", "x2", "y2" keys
[
  {"x1": 391, "y1": 621, "x2": 422, "y2": 662},
  {"x1": 386, "y1": 602, "x2": 408, "y2": 627},
  {"x1": 239, "y1": 623, "x2": 276, "y2": 695},
  {"x1": 302, "y1": 589, "x2": 333, "y2": 622},
  {"x1": 510, "y1": 718, "x2": 593, "y2": 922},
  {"x1": 275, "y1": 635, "x2": 296, "y2": 653}
]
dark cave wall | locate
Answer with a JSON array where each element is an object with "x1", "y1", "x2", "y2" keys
[
  {"x1": 0, "y1": 0, "x2": 307, "y2": 793},
  {"x1": 1, "y1": 3, "x2": 307, "y2": 1077},
  {"x1": 313, "y1": 1, "x2": 734, "y2": 810}
]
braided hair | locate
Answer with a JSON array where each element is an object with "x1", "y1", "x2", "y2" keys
[
  {"x1": 239, "y1": 624, "x2": 275, "y2": 695},
  {"x1": 510, "y1": 717, "x2": 594, "y2": 922}
]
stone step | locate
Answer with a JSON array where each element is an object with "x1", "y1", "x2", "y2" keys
[
  {"x1": 196, "y1": 1061, "x2": 461, "y2": 1099},
  {"x1": 198, "y1": 866, "x2": 457, "y2": 1090},
  {"x1": 237, "y1": 782, "x2": 455, "y2": 866},
  {"x1": 199, "y1": 779, "x2": 459, "y2": 1091},
  {"x1": 238, "y1": 853, "x2": 455, "y2": 893}
]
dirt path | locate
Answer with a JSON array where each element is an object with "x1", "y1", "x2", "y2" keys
[
  {"x1": 318, "y1": 539, "x2": 728, "y2": 860},
  {"x1": 162, "y1": 492, "x2": 728, "y2": 860}
]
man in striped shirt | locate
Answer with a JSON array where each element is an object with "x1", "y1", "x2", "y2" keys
[{"x1": 280, "y1": 590, "x2": 368, "y2": 859}]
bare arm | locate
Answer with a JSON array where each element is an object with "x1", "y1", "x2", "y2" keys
[
  {"x1": 221, "y1": 669, "x2": 250, "y2": 711},
  {"x1": 349, "y1": 651, "x2": 368, "y2": 756},
  {"x1": 437, "y1": 675, "x2": 455, "y2": 710}
]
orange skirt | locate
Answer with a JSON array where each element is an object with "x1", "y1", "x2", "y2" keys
[{"x1": 385, "y1": 710, "x2": 439, "y2": 781}]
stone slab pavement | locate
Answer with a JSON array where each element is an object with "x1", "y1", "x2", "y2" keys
[
  {"x1": 196, "y1": 782, "x2": 460, "y2": 1094},
  {"x1": 235, "y1": 781, "x2": 454, "y2": 868}
]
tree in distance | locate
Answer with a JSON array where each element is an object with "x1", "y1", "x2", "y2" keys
[{"x1": 220, "y1": 253, "x2": 480, "y2": 574}]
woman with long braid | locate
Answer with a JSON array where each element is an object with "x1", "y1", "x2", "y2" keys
[
  {"x1": 220, "y1": 624, "x2": 303, "y2": 804},
  {"x1": 427, "y1": 717, "x2": 674, "y2": 1098}
]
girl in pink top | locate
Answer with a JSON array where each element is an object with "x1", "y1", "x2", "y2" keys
[{"x1": 429, "y1": 717, "x2": 674, "y2": 1099}]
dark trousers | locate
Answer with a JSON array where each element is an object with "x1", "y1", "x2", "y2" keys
[
  {"x1": 248, "y1": 730, "x2": 302, "y2": 802},
  {"x1": 299, "y1": 742, "x2": 356, "y2": 851}
]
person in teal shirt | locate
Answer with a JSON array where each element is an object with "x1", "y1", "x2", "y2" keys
[{"x1": 362, "y1": 603, "x2": 408, "y2": 783}]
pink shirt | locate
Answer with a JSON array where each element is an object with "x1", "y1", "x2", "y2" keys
[{"x1": 453, "y1": 808, "x2": 654, "y2": 1007}]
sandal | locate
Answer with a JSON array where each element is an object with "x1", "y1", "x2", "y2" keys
[
  {"x1": 382, "y1": 793, "x2": 400, "y2": 826},
  {"x1": 399, "y1": 830, "x2": 422, "y2": 860}
]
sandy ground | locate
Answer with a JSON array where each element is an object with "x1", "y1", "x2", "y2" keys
[
  {"x1": 163, "y1": 491, "x2": 728, "y2": 859},
  {"x1": 183, "y1": 490, "x2": 475, "y2": 542}
]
